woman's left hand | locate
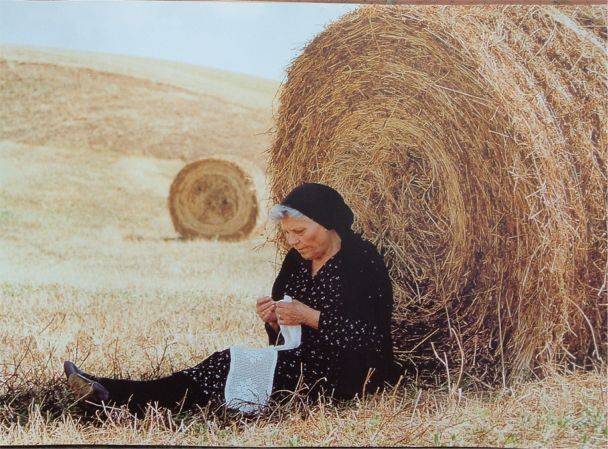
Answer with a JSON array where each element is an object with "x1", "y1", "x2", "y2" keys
[{"x1": 275, "y1": 299, "x2": 320, "y2": 328}]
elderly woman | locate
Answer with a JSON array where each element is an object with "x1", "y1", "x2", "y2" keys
[{"x1": 64, "y1": 183, "x2": 403, "y2": 415}]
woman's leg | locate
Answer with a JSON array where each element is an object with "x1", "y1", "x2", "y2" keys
[
  {"x1": 91, "y1": 371, "x2": 201, "y2": 414},
  {"x1": 70, "y1": 349, "x2": 231, "y2": 415}
]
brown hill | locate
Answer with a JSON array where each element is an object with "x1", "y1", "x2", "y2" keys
[{"x1": 0, "y1": 44, "x2": 280, "y2": 168}]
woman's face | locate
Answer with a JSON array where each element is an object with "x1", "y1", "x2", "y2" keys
[{"x1": 280, "y1": 214, "x2": 333, "y2": 260}]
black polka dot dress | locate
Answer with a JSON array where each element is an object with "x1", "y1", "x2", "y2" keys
[
  {"x1": 180, "y1": 349, "x2": 231, "y2": 405},
  {"x1": 181, "y1": 247, "x2": 382, "y2": 406}
]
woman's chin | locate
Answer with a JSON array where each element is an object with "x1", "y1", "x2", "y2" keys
[{"x1": 297, "y1": 249, "x2": 312, "y2": 259}]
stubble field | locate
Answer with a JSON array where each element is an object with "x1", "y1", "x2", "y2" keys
[{"x1": 0, "y1": 46, "x2": 605, "y2": 447}]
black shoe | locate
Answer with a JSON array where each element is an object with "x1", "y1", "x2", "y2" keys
[{"x1": 64, "y1": 361, "x2": 110, "y2": 403}]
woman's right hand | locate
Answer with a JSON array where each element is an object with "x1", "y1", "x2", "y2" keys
[{"x1": 256, "y1": 296, "x2": 278, "y2": 327}]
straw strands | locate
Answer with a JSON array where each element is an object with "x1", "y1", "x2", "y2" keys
[
  {"x1": 268, "y1": 5, "x2": 607, "y2": 384},
  {"x1": 168, "y1": 156, "x2": 267, "y2": 241}
]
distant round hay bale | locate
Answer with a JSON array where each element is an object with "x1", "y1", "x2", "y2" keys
[
  {"x1": 269, "y1": 5, "x2": 607, "y2": 384},
  {"x1": 168, "y1": 156, "x2": 267, "y2": 241}
]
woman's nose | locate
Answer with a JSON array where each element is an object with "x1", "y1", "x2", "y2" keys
[{"x1": 286, "y1": 234, "x2": 299, "y2": 245}]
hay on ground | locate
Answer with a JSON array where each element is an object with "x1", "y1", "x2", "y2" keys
[
  {"x1": 168, "y1": 155, "x2": 267, "y2": 241},
  {"x1": 268, "y1": 5, "x2": 607, "y2": 385}
]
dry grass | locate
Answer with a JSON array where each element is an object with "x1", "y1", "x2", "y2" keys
[{"x1": 0, "y1": 281, "x2": 605, "y2": 446}]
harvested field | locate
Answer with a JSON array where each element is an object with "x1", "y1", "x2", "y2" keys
[
  {"x1": 0, "y1": 30, "x2": 605, "y2": 447},
  {"x1": 0, "y1": 138, "x2": 605, "y2": 446},
  {"x1": 0, "y1": 44, "x2": 277, "y2": 168}
]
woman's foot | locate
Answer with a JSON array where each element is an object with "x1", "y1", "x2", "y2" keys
[{"x1": 64, "y1": 361, "x2": 110, "y2": 402}]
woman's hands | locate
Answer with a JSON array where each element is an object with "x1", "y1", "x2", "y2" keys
[
  {"x1": 276, "y1": 299, "x2": 320, "y2": 329},
  {"x1": 256, "y1": 296, "x2": 278, "y2": 331},
  {"x1": 256, "y1": 296, "x2": 321, "y2": 329}
]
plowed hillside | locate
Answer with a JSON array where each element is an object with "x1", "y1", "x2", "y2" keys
[{"x1": 0, "y1": 44, "x2": 279, "y2": 168}]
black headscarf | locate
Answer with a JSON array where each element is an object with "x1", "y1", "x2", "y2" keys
[
  {"x1": 281, "y1": 183, "x2": 355, "y2": 240},
  {"x1": 271, "y1": 183, "x2": 403, "y2": 399}
]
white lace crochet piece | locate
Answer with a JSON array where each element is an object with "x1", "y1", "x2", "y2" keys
[{"x1": 225, "y1": 295, "x2": 302, "y2": 414}]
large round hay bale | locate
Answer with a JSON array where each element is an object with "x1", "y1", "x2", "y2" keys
[
  {"x1": 269, "y1": 5, "x2": 607, "y2": 384},
  {"x1": 168, "y1": 156, "x2": 267, "y2": 241}
]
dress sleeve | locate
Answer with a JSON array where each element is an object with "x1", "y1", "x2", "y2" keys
[{"x1": 316, "y1": 248, "x2": 392, "y2": 352}]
